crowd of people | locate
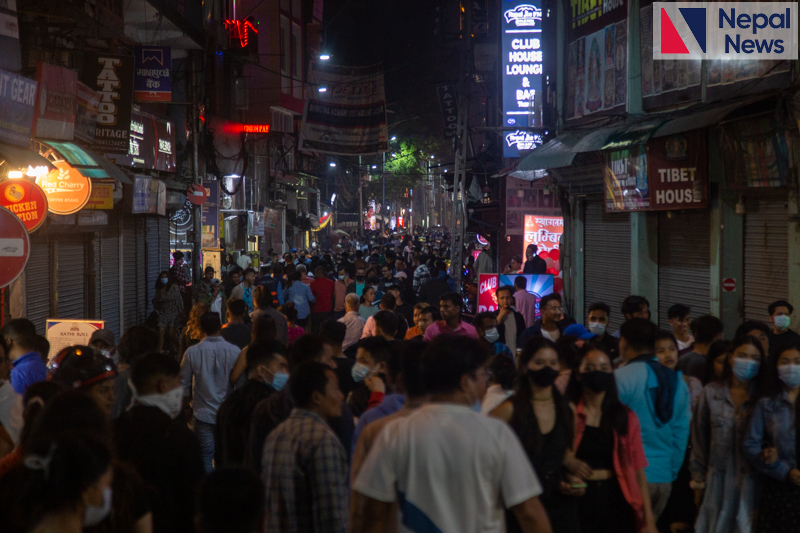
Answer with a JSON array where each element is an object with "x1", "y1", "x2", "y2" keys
[{"x1": 0, "y1": 230, "x2": 799, "y2": 533}]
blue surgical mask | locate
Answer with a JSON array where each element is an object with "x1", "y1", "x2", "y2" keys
[
  {"x1": 484, "y1": 328, "x2": 500, "y2": 343},
  {"x1": 732, "y1": 358, "x2": 760, "y2": 382},
  {"x1": 351, "y1": 363, "x2": 371, "y2": 382},
  {"x1": 779, "y1": 364, "x2": 800, "y2": 389},
  {"x1": 270, "y1": 371, "x2": 289, "y2": 391},
  {"x1": 774, "y1": 315, "x2": 792, "y2": 331},
  {"x1": 338, "y1": 275, "x2": 345, "y2": 280},
  {"x1": 160, "y1": 278, "x2": 168, "y2": 284},
  {"x1": 588, "y1": 322, "x2": 606, "y2": 336}
]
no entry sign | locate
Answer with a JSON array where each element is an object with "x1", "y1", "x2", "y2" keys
[
  {"x1": 0, "y1": 205, "x2": 31, "y2": 288},
  {"x1": 722, "y1": 278, "x2": 737, "y2": 292},
  {"x1": 0, "y1": 179, "x2": 48, "y2": 232}
]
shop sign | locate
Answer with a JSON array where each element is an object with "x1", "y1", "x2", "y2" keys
[
  {"x1": 523, "y1": 215, "x2": 563, "y2": 256},
  {"x1": 81, "y1": 54, "x2": 134, "y2": 154},
  {"x1": 134, "y1": 46, "x2": 171, "y2": 102},
  {"x1": 264, "y1": 208, "x2": 279, "y2": 229},
  {"x1": 565, "y1": 0, "x2": 628, "y2": 121},
  {"x1": 202, "y1": 180, "x2": 219, "y2": 248},
  {"x1": 0, "y1": 68, "x2": 37, "y2": 147},
  {"x1": 35, "y1": 161, "x2": 92, "y2": 215},
  {"x1": 0, "y1": 204, "x2": 30, "y2": 288},
  {"x1": 0, "y1": 179, "x2": 48, "y2": 231},
  {"x1": 477, "y1": 273, "x2": 553, "y2": 317},
  {"x1": 435, "y1": 84, "x2": 458, "y2": 139},
  {"x1": 501, "y1": 0, "x2": 545, "y2": 157},
  {"x1": 32, "y1": 62, "x2": 77, "y2": 140},
  {"x1": 74, "y1": 82, "x2": 99, "y2": 143},
  {"x1": 85, "y1": 183, "x2": 114, "y2": 209},
  {"x1": 605, "y1": 130, "x2": 707, "y2": 212},
  {"x1": 131, "y1": 175, "x2": 165, "y2": 215},
  {"x1": 45, "y1": 319, "x2": 104, "y2": 362},
  {"x1": 169, "y1": 199, "x2": 193, "y2": 238}
]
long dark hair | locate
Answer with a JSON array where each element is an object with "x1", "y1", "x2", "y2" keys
[
  {"x1": 760, "y1": 341, "x2": 800, "y2": 399},
  {"x1": 570, "y1": 343, "x2": 629, "y2": 437},
  {"x1": 721, "y1": 336, "x2": 765, "y2": 388},
  {"x1": 155, "y1": 270, "x2": 176, "y2": 292},
  {"x1": 510, "y1": 337, "x2": 573, "y2": 454},
  {"x1": 706, "y1": 340, "x2": 733, "y2": 384}
]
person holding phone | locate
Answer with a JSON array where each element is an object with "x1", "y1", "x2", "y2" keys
[
  {"x1": 492, "y1": 337, "x2": 583, "y2": 533},
  {"x1": 744, "y1": 342, "x2": 800, "y2": 532},
  {"x1": 567, "y1": 344, "x2": 658, "y2": 533}
]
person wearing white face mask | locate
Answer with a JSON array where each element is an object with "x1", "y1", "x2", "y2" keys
[
  {"x1": 217, "y1": 340, "x2": 289, "y2": 467},
  {"x1": 474, "y1": 312, "x2": 514, "y2": 359},
  {"x1": 744, "y1": 342, "x2": 800, "y2": 532},
  {"x1": 17, "y1": 434, "x2": 114, "y2": 533},
  {"x1": 586, "y1": 302, "x2": 619, "y2": 361},
  {"x1": 114, "y1": 351, "x2": 204, "y2": 533},
  {"x1": 767, "y1": 300, "x2": 800, "y2": 359}
]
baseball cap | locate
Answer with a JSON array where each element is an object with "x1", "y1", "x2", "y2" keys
[
  {"x1": 89, "y1": 329, "x2": 115, "y2": 347},
  {"x1": 211, "y1": 278, "x2": 221, "y2": 285},
  {"x1": 564, "y1": 324, "x2": 596, "y2": 340}
]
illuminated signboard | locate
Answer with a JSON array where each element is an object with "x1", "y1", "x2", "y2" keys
[
  {"x1": 502, "y1": 1, "x2": 545, "y2": 158},
  {"x1": 224, "y1": 18, "x2": 259, "y2": 54},
  {"x1": 242, "y1": 124, "x2": 270, "y2": 134}
]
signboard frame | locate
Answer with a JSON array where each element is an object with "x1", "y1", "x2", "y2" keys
[{"x1": 45, "y1": 319, "x2": 105, "y2": 362}]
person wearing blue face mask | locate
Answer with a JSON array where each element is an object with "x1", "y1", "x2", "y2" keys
[
  {"x1": 216, "y1": 340, "x2": 289, "y2": 467},
  {"x1": 767, "y1": 300, "x2": 800, "y2": 360},
  {"x1": 690, "y1": 336, "x2": 764, "y2": 533},
  {"x1": 744, "y1": 342, "x2": 800, "y2": 532}
]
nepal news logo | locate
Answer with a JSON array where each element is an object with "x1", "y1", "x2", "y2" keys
[{"x1": 653, "y1": 2, "x2": 798, "y2": 60}]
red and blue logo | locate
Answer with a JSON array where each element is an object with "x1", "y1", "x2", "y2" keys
[{"x1": 660, "y1": 7, "x2": 706, "y2": 53}]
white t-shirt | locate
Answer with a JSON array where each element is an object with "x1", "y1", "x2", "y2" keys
[
  {"x1": 677, "y1": 334, "x2": 695, "y2": 352},
  {"x1": 354, "y1": 403, "x2": 542, "y2": 533}
]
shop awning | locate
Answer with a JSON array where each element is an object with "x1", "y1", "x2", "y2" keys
[
  {"x1": 0, "y1": 141, "x2": 55, "y2": 173},
  {"x1": 32, "y1": 140, "x2": 133, "y2": 184},
  {"x1": 652, "y1": 96, "x2": 768, "y2": 138}
]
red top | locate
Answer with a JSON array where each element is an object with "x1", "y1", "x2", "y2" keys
[
  {"x1": 574, "y1": 401, "x2": 648, "y2": 530},
  {"x1": 310, "y1": 277, "x2": 335, "y2": 313}
]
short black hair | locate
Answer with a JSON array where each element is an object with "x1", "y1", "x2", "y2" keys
[
  {"x1": 228, "y1": 299, "x2": 248, "y2": 318},
  {"x1": 288, "y1": 335, "x2": 325, "y2": 370},
  {"x1": 621, "y1": 295, "x2": 650, "y2": 317},
  {"x1": 130, "y1": 352, "x2": 180, "y2": 394},
  {"x1": 514, "y1": 276, "x2": 527, "y2": 289},
  {"x1": 288, "y1": 361, "x2": 333, "y2": 409},
  {"x1": 540, "y1": 293, "x2": 561, "y2": 310},
  {"x1": 373, "y1": 311, "x2": 399, "y2": 338},
  {"x1": 619, "y1": 318, "x2": 658, "y2": 353},
  {"x1": 271, "y1": 263, "x2": 284, "y2": 275},
  {"x1": 117, "y1": 325, "x2": 159, "y2": 365},
  {"x1": 197, "y1": 467, "x2": 265, "y2": 533},
  {"x1": 489, "y1": 354, "x2": 517, "y2": 390},
  {"x1": 200, "y1": 312, "x2": 222, "y2": 336},
  {"x1": 2, "y1": 318, "x2": 36, "y2": 341},
  {"x1": 243, "y1": 267, "x2": 256, "y2": 277},
  {"x1": 768, "y1": 300, "x2": 794, "y2": 316},
  {"x1": 667, "y1": 304, "x2": 691, "y2": 320},
  {"x1": 380, "y1": 293, "x2": 397, "y2": 310},
  {"x1": 496, "y1": 285, "x2": 515, "y2": 298},
  {"x1": 245, "y1": 340, "x2": 287, "y2": 374},
  {"x1": 587, "y1": 302, "x2": 611, "y2": 317},
  {"x1": 690, "y1": 315, "x2": 724, "y2": 345},
  {"x1": 734, "y1": 320, "x2": 770, "y2": 342},
  {"x1": 422, "y1": 336, "x2": 489, "y2": 395},
  {"x1": 319, "y1": 320, "x2": 347, "y2": 346},
  {"x1": 439, "y1": 292, "x2": 462, "y2": 309},
  {"x1": 474, "y1": 311, "x2": 497, "y2": 332},
  {"x1": 356, "y1": 336, "x2": 392, "y2": 364}
]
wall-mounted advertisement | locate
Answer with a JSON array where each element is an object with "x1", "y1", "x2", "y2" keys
[
  {"x1": 523, "y1": 215, "x2": 562, "y2": 257},
  {"x1": 501, "y1": 1, "x2": 546, "y2": 158},
  {"x1": 565, "y1": 0, "x2": 628, "y2": 121},
  {"x1": 477, "y1": 273, "x2": 553, "y2": 316}
]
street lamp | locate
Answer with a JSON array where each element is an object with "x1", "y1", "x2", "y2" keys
[
  {"x1": 318, "y1": 86, "x2": 328, "y2": 93},
  {"x1": 329, "y1": 162, "x2": 336, "y2": 167},
  {"x1": 390, "y1": 136, "x2": 397, "y2": 141},
  {"x1": 319, "y1": 54, "x2": 331, "y2": 60}
]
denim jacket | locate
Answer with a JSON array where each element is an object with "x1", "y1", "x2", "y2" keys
[{"x1": 743, "y1": 393, "x2": 796, "y2": 481}]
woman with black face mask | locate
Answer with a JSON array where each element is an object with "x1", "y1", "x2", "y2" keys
[
  {"x1": 569, "y1": 345, "x2": 658, "y2": 533},
  {"x1": 491, "y1": 337, "x2": 583, "y2": 533}
]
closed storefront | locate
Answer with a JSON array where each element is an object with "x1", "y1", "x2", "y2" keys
[
  {"x1": 56, "y1": 234, "x2": 86, "y2": 319},
  {"x1": 744, "y1": 194, "x2": 788, "y2": 322},
  {"x1": 657, "y1": 210, "x2": 711, "y2": 329},
  {"x1": 584, "y1": 200, "x2": 631, "y2": 332},
  {"x1": 26, "y1": 239, "x2": 52, "y2": 334},
  {"x1": 99, "y1": 212, "x2": 121, "y2": 340},
  {"x1": 121, "y1": 215, "x2": 148, "y2": 331}
]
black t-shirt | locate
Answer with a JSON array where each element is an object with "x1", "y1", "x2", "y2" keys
[
  {"x1": 221, "y1": 322, "x2": 252, "y2": 350},
  {"x1": 396, "y1": 302, "x2": 414, "y2": 327},
  {"x1": 335, "y1": 357, "x2": 358, "y2": 396},
  {"x1": 769, "y1": 328, "x2": 800, "y2": 358}
]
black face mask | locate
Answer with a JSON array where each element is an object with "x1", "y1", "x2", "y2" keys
[
  {"x1": 579, "y1": 371, "x2": 615, "y2": 393},
  {"x1": 356, "y1": 275, "x2": 365, "y2": 282},
  {"x1": 527, "y1": 366, "x2": 560, "y2": 388}
]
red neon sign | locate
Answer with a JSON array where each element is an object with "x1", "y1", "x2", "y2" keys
[
  {"x1": 242, "y1": 124, "x2": 270, "y2": 133},
  {"x1": 224, "y1": 18, "x2": 258, "y2": 51}
]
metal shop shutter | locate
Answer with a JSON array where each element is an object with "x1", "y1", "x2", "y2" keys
[
  {"x1": 100, "y1": 213, "x2": 121, "y2": 340},
  {"x1": 146, "y1": 217, "x2": 162, "y2": 314},
  {"x1": 26, "y1": 240, "x2": 51, "y2": 334},
  {"x1": 658, "y1": 210, "x2": 711, "y2": 329},
  {"x1": 121, "y1": 215, "x2": 147, "y2": 330},
  {"x1": 584, "y1": 200, "x2": 631, "y2": 332},
  {"x1": 56, "y1": 234, "x2": 86, "y2": 319},
  {"x1": 744, "y1": 195, "x2": 788, "y2": 322},
  {"x1": 159, "y1": 217, "x2": 170, "y2": 272}
]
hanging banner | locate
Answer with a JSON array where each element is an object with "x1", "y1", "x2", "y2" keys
[
  {"x1": 36, "y1": 161, "x2": 92, "y2": 215},
  {"x1": 604, "y1": 145, "x2": 649, "y2": 211},
  {"x1": 134, "y1": 46, "x2": 171, "y2": 102},
  {"x1": 435, "y1": 84, "x2": 458, "y2": 139},
  {"x1": 565, "y1": 0, "x2": 628, "y2": 121},
  {"x1": 0, "y1": 68, "x2": 36, "y2": 147},
  {"x1": 477, "y1": 273, "x2": 553, "y2": 316},
  {"x1": 32, "y1": 62, "x2": 77, "y2": 140},
  {"x1": 202, "y1": 180, "x2": 219, "y2": 248},
  {"x1": 0, "y1": 179, "x2": 48, "y2": 232},
  {"x1": 74, "y1": 82, "x2": 99, "y2": 143},
  {"x1": 298, "y1": 62, "x2": 388, "y2": 155},
  {"x1": 81, "y1": 54, "x2": 134, "y2": 154}
]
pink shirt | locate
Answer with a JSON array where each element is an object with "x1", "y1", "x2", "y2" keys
[
  {"x1": 514, "y1": 290, "x2": 538, "y2": 329},
  {"x1": 361, "y1": 315, "x2": 377, "y2": 338},
  {"x1": 422, "y1": 319, "x2": 478, "y2": 341}
]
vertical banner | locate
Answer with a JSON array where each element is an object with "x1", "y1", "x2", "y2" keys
[
  {"x1": 134, "y1": 46, "x2": 172, "y2": 102},
  {"x1": 435, "y1": 84, "x2": 458, "y2": 139},
  {"x1": 202, "y1": 180, "x2": 219, "y2": 248},
  {"x1": 299, "y1": 62, "x2": 388, "y2": 155},
  {"x1": 74, "y1": 82, "x2": 99, "y2": 143},
  {"x1": 0, "y1": 68, "x2": 36, "y2": 147},
  {"x1": 81, "y1": 54, "x2": 134, "y2": 154},
  {"x1": 604, "y1": 145, "x2": 649, "y2": 211},
  {"x1": 33, "y1": 62, "x2": 77, "y2": 140}
]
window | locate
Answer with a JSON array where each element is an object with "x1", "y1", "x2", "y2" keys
[
  {"x1": 292, "y1": 23, "x2": 303, "y2": 100},
  {"x1": 271, "y1": 108, "x2": 294, "y2": 133},
  {"x1": 280, "y1": 16, "x2": 291, "y2": 95}
]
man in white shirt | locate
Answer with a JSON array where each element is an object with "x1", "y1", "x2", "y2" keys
[
  {"x1": 237, "y1": 251, "x2": 253, "y2": 270},
  {"x1": 352, "y1": 336, "x2": 552, "y2": 533},
  {"x1": 339, "y1": 293, "x2": 366, "y2": 351}
]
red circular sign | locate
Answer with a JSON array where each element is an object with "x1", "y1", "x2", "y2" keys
[
  {"x1": 722, "y1": 278, "x2": 736, "y2": 292},
  {"x1": 187, "y1": 184, "x2": 208, "y2": 205},
  {"x1": 0, "y1": 179, "x2": 48, "y2": 232},
  {"x1": 0, "y1": 205, "x2": 31, "y2": 288}
]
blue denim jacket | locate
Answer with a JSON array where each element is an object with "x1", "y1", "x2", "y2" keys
[{"x1": 743, "y1": 393, "x2": 796, "y2": 481}]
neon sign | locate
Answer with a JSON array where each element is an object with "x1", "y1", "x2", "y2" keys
[
  {"x1": 224, "y1": 18, "x2": 259, "y2": 53},
  {"x1": 242, "y1": 124, "x2": 270, "y2": 133}
]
